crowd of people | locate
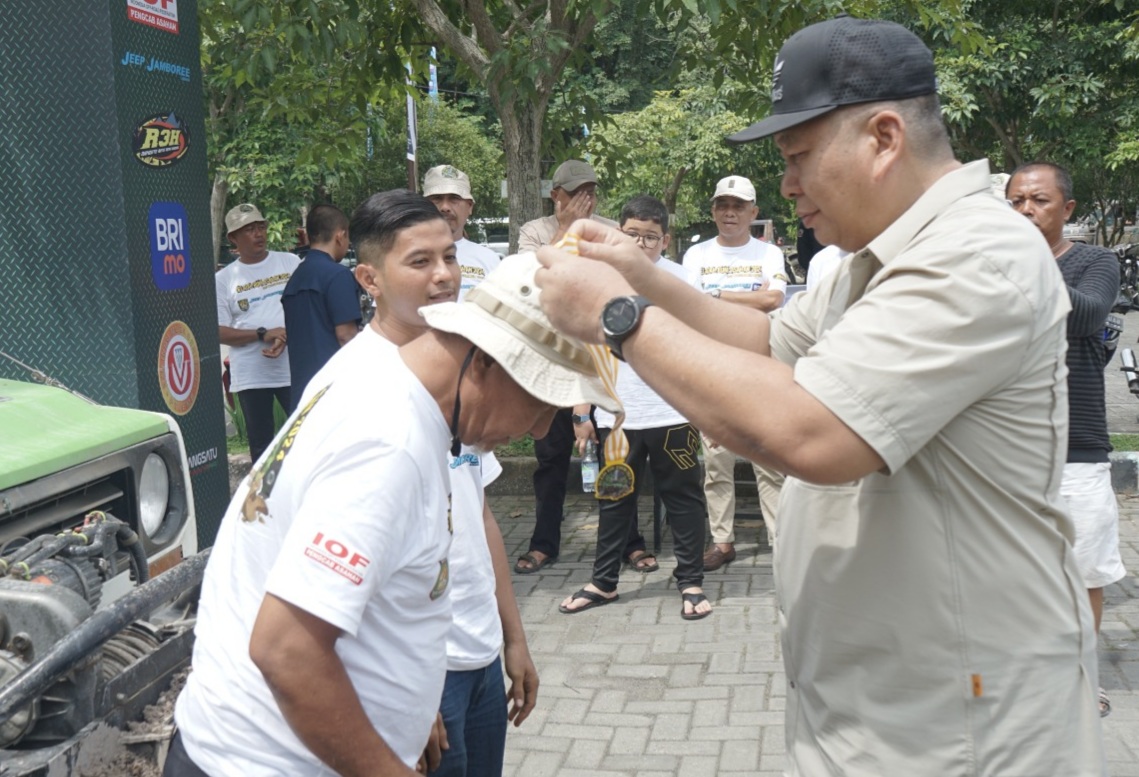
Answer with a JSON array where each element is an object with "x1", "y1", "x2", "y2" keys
[{"x1": 168, "y1": 14, "x2": 1127, "y2": 777}]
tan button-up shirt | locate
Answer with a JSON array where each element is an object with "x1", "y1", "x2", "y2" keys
[
  {"x1": 769, "y1": 160, "x2": 1105, "y2": 776},
  {"x1": 517, "y1": 213, "x2": 618, "y2": 252}
]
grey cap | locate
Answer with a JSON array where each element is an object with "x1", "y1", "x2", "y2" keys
[
  {"x1": 551, "y1": 160, "x2": 598, "y2": 193},
  {"x1": 423, "y1": 165, "x2": 473, "y2": 200},
  {"x1": 225, "y1": 203, "x2": 265, "y2": 233}
]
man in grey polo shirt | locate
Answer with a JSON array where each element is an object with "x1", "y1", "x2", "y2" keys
[{"x1": 534, "y1": 15, "x2": 1104, "y2": 776}]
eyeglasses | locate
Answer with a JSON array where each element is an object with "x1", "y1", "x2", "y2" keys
[{"x1": 621, "y1": 230, "x2": 663, "y2": 248}]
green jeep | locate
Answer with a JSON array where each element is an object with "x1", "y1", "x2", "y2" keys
[{"x1": 0, "y1": 378, "x2": 202, "y2": 773}]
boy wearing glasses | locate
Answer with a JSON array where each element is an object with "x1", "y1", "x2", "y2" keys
[
  {"x1": 559, "y1": 196, "x2": 711, "y2": 620},
  {"x1": 682, "y1": 176, "x2": 788, "y2": 571}
]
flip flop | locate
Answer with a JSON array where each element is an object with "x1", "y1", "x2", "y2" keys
[
  {"x1": 626, "y1": 550, "x2": 659, "y2": 573},
  {"x1": 680, "y1": 591, "x2": 712, "y2": 621},
  {"x1": 558, "y1": 588, "x2": 619, "y2": 614},
  {"x1": 514, "y1": 552, "x2": 555, "y2": 575}
]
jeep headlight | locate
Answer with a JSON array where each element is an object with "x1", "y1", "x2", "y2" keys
[{"x1": 139, "y1": 453, "x2": 171, "y2": 538}]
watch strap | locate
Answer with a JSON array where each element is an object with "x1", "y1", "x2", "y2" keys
[
  {"x1": 603, "y1": 295, "x2": 654, "y2": 362},
  {"x1": 571, "y1": 413, "x2": 592, "y2": 424}
]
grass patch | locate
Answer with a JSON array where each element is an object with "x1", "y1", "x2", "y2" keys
[
  {"x1": 495, "y1": 435, "x2": 536, "y2": 458},
  {"x1": 1111, "y1": 433, "x2": 1139, "y2": 451}
]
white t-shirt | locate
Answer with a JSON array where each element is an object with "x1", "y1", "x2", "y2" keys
[
  {"x1": 595, "y1": 257, "x2": 693, "y2": 430},
  {"x1": 456, "y1": 238, "x2": 501, "y2": 301},
  {"x1": 215, "y1": 251, "x2": 301, "y2": 391},
  {"x1": 446, "y1": 446, "x2": 504, "y2": 669},
  {"x1": 682, "y1": 236, "x2": 788, "y2": 296},
  {"x1": 175, "y1": 332, "x2": 453, "y2": 775},
  {"x1": 806, "y1": 244, "x2": 847, "y2": 291},
  {"x1": 306, "y1": 328, "x2": 506, "y2": 671}
]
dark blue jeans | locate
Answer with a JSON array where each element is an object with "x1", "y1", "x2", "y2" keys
[
  {"x1": 237, "y1": 385, "x2": 290, "y2": 465},
  {"x1": 431, "y1": 659, "x2": 507, "y2": 777}
]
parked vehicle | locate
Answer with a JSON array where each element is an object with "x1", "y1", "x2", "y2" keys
[{"x1": 0, "y1": 369, "x2": 204, "y2": 774}]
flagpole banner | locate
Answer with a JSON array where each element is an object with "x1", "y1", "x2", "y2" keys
[{"x1": 0, "y1": 0, "x2": 230, "y2": 547}]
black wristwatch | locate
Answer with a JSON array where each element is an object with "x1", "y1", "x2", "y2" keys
[
  {"x1": 601, "y1": 295, "x2": 654, "y2": 362},
  {"x1": 256, "y1": 327, "x2": 267, "y2": 342}
]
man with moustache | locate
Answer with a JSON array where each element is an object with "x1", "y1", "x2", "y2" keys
[{"x1": 423, "y1": 165, "x2": 501, "y2": 300}]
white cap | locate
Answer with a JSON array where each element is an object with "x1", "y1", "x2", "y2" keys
[
  {"x1": 711, "y1": 175, "x2": 756, "y2": 202},
  {"x1": 423, "y1": 165, "x2": 473, "y2": 200}
]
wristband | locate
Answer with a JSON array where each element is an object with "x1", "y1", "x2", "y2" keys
[{"x1": 571, "y1": 413, "x2": 592, "y2": 424}]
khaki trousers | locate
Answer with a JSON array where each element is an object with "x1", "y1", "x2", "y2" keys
[{"x1": 703, "y1": 439, "x2": 784, "y2": 548}]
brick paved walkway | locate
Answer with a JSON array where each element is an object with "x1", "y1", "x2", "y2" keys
[{"x1": 491, "y1": 492, "x2": 1139, "y2": 776}]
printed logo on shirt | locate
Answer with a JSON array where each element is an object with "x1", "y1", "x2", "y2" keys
[
  {"x1": 237, "y1": 299, "x2": 249, "y2": 311},
  {"x1": 242, "y1": 386, "x2": 330, "y2": 524},
  {"x1": 126, "y1": 0, "x2": 179, "y2": 34},
  {"x1": 147, "y1": 202, "x2": 191, "y2": 291},
  {"x1": 235, "y1": 274, "x2": 292, "y2": 293},
  {"x1": 430, "y1": 559, "x2": 450, "y2": 600},
  {"x1": 449, "y1": 452, "x2": 480, "y2": 469},
  {"x1": 156, "y1": 320, "x2": 199, "y2": 415},
  {"x1": 304, "y1": 532, "x2": 370, "y2": 585},
  {"x1": 132, "y1": 112, "x2": 189, "y2": 167},
  {"x1": 700, "y1": 264, "x2": 766, "y2": 277}
]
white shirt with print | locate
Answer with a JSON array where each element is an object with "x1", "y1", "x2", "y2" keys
[
  {"x1": 455, "y1": 238, "x2": 501, "y2": 301},
  {"x1": 682, "y1": 236, "x2": 788, "y2": 296},
  {"x1": 215, "y1": 250, "x2": 301, "y2": 391},
  {"x1": 176, "y1": 331, "x2": 453, "y2": 775}
]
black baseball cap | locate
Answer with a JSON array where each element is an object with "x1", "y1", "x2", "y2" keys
[{"x1": 727, "y1": 16, "x2": 937, "y2": 144}]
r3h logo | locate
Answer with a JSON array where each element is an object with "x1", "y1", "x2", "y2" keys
[{"x1": 148, "y1": 202, "x2": 191, "y2": 291}]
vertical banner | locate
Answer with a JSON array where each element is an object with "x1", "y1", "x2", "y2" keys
[
  {"x1": 111, "y1": 0, "x2": 230, "y2": 546},
  {"x1": 406, "y1": 63, "x2": 418, "y2": 191}
]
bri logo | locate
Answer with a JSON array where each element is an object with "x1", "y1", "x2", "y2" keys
[{"x1": 147, "y1": 202, "x2": 191, "y2": 290}]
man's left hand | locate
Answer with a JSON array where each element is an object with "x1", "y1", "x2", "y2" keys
[
  {"x1": 416, "y1": 713, "x2": 448, "y2": 773},
  {"x1": 503, "y1": 640, "x2": 539, "y2": 727}
]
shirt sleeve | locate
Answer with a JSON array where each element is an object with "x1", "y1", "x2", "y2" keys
[
  {"x1": 480, "y1": 451, "x2": 502, "y2": 489},
  {"x1": 762, "y1": 244, "x2": 789, "y2": 294},
  {"x1": 681, "y1": 245, "x2": 702, "y2": 289},
  {"x1": 517, "y1": 222, "x2": 543, "y2": 253},
  {"x1": 264, "y1": 440, "x2": 426, "y2": 636},
  {"x1": 327, "y1": 269, "x2": 363, "y2": 326},
  {"x1": 216, "y1": 269, "x2": 233, "y2": 327},
  {"x1": 1066, "y1": 249, "x2": 1119, "y2": 338},
  {"x1": 792, "y1": 250, "x2": 1036, "y2": 474}
]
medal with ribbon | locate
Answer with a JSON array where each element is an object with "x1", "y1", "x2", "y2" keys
[{"x1": 555, "y1": 233, "x2": 635, "y2": 500}]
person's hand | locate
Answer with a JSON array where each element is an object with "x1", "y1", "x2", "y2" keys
[
  {"x1": 555, "y1": 189, "x2": 596, "y2": 229},
  {"x1": 261, "y1": 327, "x2": 287, "y2": 358},
  {"x1": 535, "y1": 221, "x2": 644, "y2": 343},
  {"x1": 573, "y1": 417, "x2": 597, "y2": 456},
  {"x1": 701, "y1": 432, "x2": 722, "y2": 450},
  {"x1": 503, "y1": 641, "x2": 539, "y2": 727},
  {"x1": 416, "y1": 713, "x2": 448, "y2": 773}
]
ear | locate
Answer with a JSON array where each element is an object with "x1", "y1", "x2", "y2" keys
[
  {"x1": 355, "y1": 262, "x2": 382, "y2": 298},
  {"x1": 660, "y1": 233, "x2": 671, "y2": 251},
  {"x1": 867, "y1": 109, "x2": 905, "y2": 179},
  {"x1": 1063, "y1": 199, "x2": 1077, "y2": 222}
]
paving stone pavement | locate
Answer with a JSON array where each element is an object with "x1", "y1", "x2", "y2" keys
[{"x1": 490, "y1": 491, "x2": 1139, "y2": 776}]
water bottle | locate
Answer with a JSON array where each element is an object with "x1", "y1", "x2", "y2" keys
[{"x1": 581, "y1": 440, "x2": 599, "y2": 492}]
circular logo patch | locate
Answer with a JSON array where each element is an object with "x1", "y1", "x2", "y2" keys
[{"x1": 157, "y1": 320, "x2": 200, "y2": 415}]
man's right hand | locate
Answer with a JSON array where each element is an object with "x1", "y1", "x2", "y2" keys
[
  {"x1": 555, "y1": 189, "x2": 596, "y2": 229},
  {"x1": 261, "y1": 327, "x2": 287, "y2": 358}
]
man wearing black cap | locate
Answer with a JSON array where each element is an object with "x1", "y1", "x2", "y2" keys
[{"x1": 535, "y1": 15, "x2": 1104, "y2": 775}]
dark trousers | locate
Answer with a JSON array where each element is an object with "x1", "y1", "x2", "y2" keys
[
  {"x1": 592, "y1": 424, "x2": 706, "y2": 593},
  {"x1": 162, "y1": 732, "x2": 211, "y2": 776},
  {"x1": 530, "y1": 408, "x2": 644, "y2": 560},
  {"x1": 237, "y1": 386, "x2": 291, "y2": 465}
]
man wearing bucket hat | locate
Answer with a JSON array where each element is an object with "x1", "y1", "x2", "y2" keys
[
  {"x1": 423, "y1": 164, "x2": 502, "y2": 299},
  {"x1": 534, "y1": 15, "x2": 1104, "y2": 776},
  {"x1": 168, "y1": 191, "x2": 617, "y2": 777},
  {"x1": 216, "y1": 202, "x2": 301, "y2": 464}
]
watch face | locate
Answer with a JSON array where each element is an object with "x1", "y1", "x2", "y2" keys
[{"x1": 602, "y1": 297, "x2": 639, "y2": 336}]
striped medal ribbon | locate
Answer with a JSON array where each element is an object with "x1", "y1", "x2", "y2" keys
[{"x1": 555, "y1": 233, "x2": 635, "y2": 500}]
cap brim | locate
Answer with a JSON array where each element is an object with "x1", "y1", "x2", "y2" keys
[
  {"x1": 726, "y1": 105, "x2": 837, "y2": 144},
  {"x1": 423, "y1": 185, "x2": 472, "y2": 200},
  {"x1": 420, "y1": 302, "x2": 621, "y2": 413}
]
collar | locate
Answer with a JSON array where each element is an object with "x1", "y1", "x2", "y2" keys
[
  {"x1": 305, "y1": 248, "x2": 334, "y2": 263},
  {"x1": 864, "y1": 159, "x2": 992, "y2": 266}
]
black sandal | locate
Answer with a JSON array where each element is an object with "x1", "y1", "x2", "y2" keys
[
  {"x1": 626, "y1": 550, "x2": 659, "y2": 573},
  {"x1": 680, "y1": 591, "x2": 712, "y2": 621},
  {"x1": 514, "y1": 552, "x2": 555, "y2": 575}
]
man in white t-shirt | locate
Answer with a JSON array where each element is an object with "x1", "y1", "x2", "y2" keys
[
  {"x1": 423, "y1": 164, "x2": 501, "y2": 300},
  {"x1": 681, "y1": 176, "x2": 788, "y2": 570},
  {"x1": 168, "y1": 191, "x2": 618, "y2": 777},
  {"x1": 560, "y1": 196, "x2": 712, "y2": 620},
  {"x1": 215, "y1": 202, "x2": 301, "y2": 463}
]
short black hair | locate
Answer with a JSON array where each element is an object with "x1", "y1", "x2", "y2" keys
[
  {"x1": 350, "y1": 190, "x2": 447, "y2": 265},
  {"x1": 619, "y1": 195, "x2": 669, "y2": 233},
  {"x1": 1008, "y1": 161, "x2": 1074, "y2": 203},
  {"x1": 305, "y1": 204, "x2": 349, "y2": 244}
]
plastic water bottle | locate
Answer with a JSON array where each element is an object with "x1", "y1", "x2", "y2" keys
[{"x1": 581, "y1": 440, "x2": 599, "y2": 492}]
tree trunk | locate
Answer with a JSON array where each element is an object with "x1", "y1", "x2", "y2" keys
[
  {"x1": 498, "y1": 99, "x2": 547, "y2": 255},
  {"x1": 663, "y1": 165, "x2": 688, "y2": 243},
  {"x1": 210, "y1": 172, "x2": 229, "y2": 266}
]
